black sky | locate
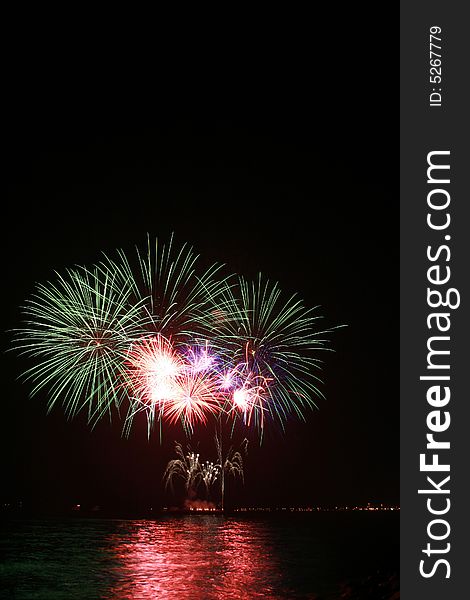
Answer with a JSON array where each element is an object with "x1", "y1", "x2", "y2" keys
[{"x1": 2, "y1": 17, "x2": 398, "y2": 512}]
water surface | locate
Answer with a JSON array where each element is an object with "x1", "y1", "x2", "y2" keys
[{"x1": 0, "y1": 513, "x2": 399, "y2": 599}]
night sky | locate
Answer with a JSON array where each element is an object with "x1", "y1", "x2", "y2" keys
[{"x1": 2, "y1": 19, "x2": 397, "y2": 513}]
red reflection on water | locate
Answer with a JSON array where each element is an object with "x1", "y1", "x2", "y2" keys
[{"x1": 105, "y1": 516, "x2": 286, "y2": 599}]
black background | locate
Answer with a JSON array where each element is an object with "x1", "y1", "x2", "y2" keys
[{"x1": 2, "y1": 14, "x2": 397, "y2": 514}]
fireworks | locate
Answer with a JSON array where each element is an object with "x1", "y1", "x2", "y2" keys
[
  {"x1": 14, "y1": 235, "x2": 339, "y2": 437},
  {"x1": 123, "y1": 335, "x2": 223, "y2": 434},
  {"x1": 163, "y1": 439, "x2": 246, "y2": 506},
  {"x1": 103, "y1": 234, "x2": 226, "y2": 343},
  {"x1": 13, "y1": 263, "x2": 149, "y2": 424},
  {"x1": 200, "y1": 460, "x2": 221, "y2": 499},
  {"x1": 163, "y1": 443, "x2": 201, "y2": 494},
  {"x1": 216, "y1": 435, "x2": 248, "y2": 510},
  {"x1": 208, "y1": 274, "x2": 332, "y2": 429},
  {"x1": 219, "y1": 362, "x2": 271, "y2": 429}
]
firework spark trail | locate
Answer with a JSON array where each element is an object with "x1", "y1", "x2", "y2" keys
[
  {"x1": 163, "y1": 443, "x2": 201, "y2": 494},
  {"x1": 200, "y1": 460, "x2": 220, "y2": 500},
  {"x1": 222, "y1": 439, "x2": 248, "y2": 484},
  {"x1": 215, "y1": 434, "x2": 248, "y2": 510}
]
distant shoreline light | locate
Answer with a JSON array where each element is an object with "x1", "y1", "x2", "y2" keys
[{"x1": 159, "y1": 504, "x2": 400, "y2": 513}]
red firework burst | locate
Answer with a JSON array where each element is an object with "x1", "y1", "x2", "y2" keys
[
  {"x1": 162, "y1": 370, "x2": 223, "y2": 427},
  {"x1": 226, "y1": 367, "x2": 271, "y2": 428},
  {"x1": 123, "y1": 335, "x2": 223, "y2": 430}
]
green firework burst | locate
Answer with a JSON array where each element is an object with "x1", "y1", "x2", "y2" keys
[
  {"x1": 209, "y1": 273, "x2": 337, "y2": 428},
  {"x1": 13, "y1": 262, "x2": 151, "y2": 424},
  {"x1": 103, "y1": 234, "x2": 228, "y2": 345}
]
